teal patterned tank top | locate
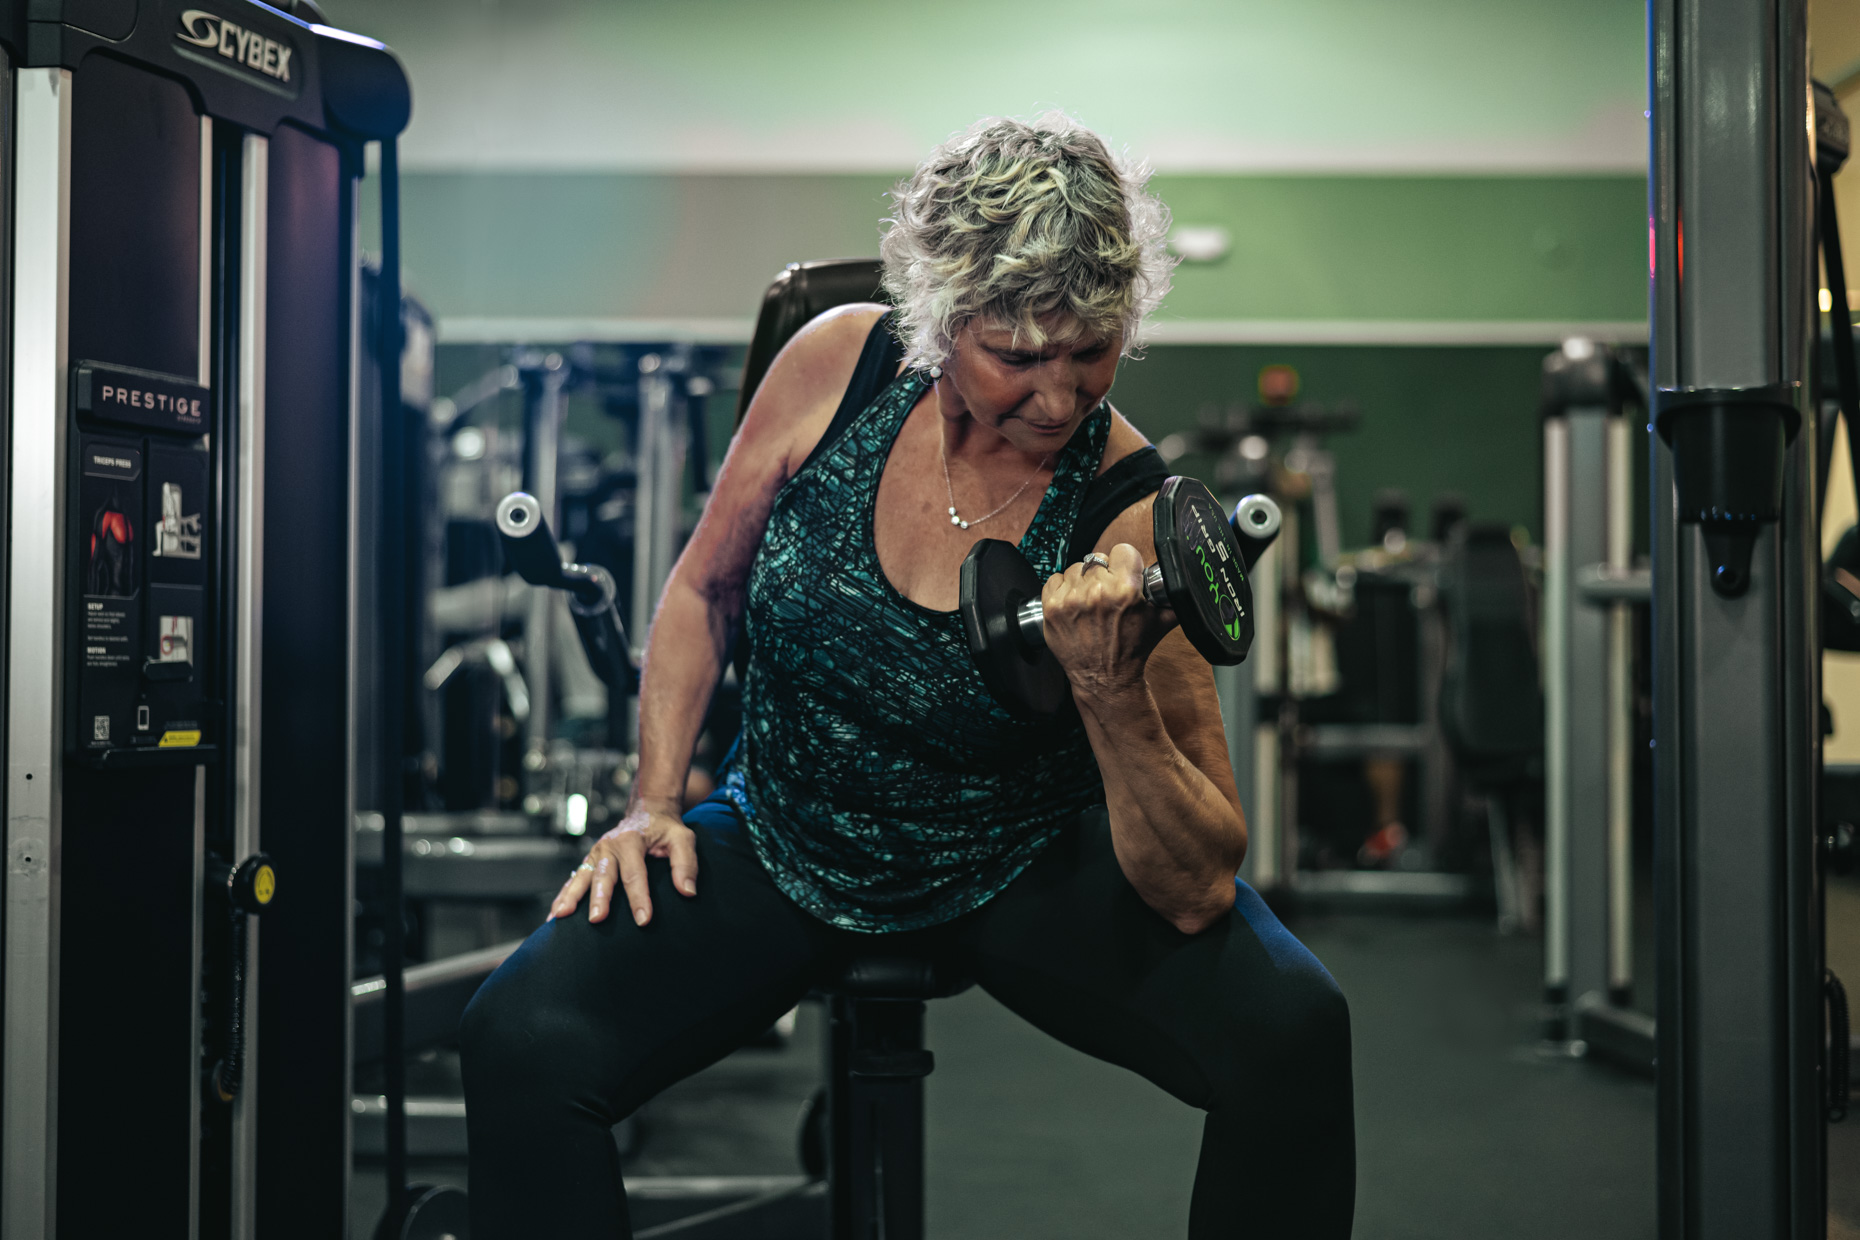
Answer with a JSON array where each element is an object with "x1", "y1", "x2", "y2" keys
[{"x1": 718, "y1": 345, "x2": 1110, "y2": 932}]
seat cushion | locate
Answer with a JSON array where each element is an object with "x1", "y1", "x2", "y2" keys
[{"x1": 823, "y1": 954, "x2": 973, "y2": 1000}]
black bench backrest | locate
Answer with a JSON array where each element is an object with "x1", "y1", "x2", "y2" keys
[{"x1": 734, "y1": 258, "x2": 887, "y2": 425}]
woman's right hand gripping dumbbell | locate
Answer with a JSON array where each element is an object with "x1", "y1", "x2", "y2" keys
[{"x1": 550, "y1": 798, "x2": 699, "y2": 926}]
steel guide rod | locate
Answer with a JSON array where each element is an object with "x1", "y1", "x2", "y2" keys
[
  {"x1": 521, "y1": 353, "x2": 567, "y2": 766},
  {"x1": 1542, "y1": 339, "x2": 1637, "y2": 1033},
  {"x1": 1544, "y1": 389, "x2": 1572, "y2": 987},
  {"x1": 186, "y1": 112, "x2": 214, "y2": 1240},
  {"x1": 4, "y1": 64, "x2": 72, "y2": 1240},
  {"x1": 231, "y1": 128, "x2": 269, "y2": 1240},
  {"x1": 1606, "y1": 410, "x2": 1635, "y2": 1000},
  {"x1": 1649, "y1": 0, "x2": 1825, "y2": 1235},
  {"x1": 376, "y1": 131, "x2": 413, "y2": 1227}
]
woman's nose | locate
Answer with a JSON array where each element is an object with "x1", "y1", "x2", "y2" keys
[{"x1": 1032, "y1": 359, "x2": 1083, "y2": 417}]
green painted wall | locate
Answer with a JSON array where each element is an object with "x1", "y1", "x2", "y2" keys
[
  {"x1": 384, "y1": 172, "x2": 1647, "y2": 326},
  {"x1": 1150, "y1": 176, "x2": 1646, "y2": 324},
  {"x1": 1108, "y1": 345, "x2": 1553, "y2": 548}
]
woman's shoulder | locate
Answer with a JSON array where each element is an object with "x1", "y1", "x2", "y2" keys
[
  {"x1": 738, "y1": 303, "x2": 891, "y2": 471},
  {"x1": 1096, "y1": 404, "x2": 1154, "y2": 476},
  {"x1": 772, "y1": 303, "x2": 892, "y2": 392}
]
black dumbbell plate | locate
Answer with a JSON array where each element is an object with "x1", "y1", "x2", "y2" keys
[
  {"x1": 959, "y1": 538, "x2": 1072, "y2": 718},
  {"x1": 1153, "y1": 477, "x2": 1254, "y2": 665}
]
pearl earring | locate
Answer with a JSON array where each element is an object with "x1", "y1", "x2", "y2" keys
[{"x1": 928, "y1": 364, "x2": 943, "y2": 380}]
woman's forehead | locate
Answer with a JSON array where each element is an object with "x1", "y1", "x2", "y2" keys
[{"x1": 969, "y1": 315, "x2": 1114, "y2": 350}]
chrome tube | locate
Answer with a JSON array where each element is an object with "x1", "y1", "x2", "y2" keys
[
  {"x1": 522, "y1": 355, "x2": 567, "y2": 763},
  {"x1": 186, "y1": 113, "x2": 213, "y2": 1240},
  {"x1": 1542, "y1": 413, "x2": 1571, "y2": 995},
  {"x1": 1606, "y1": 412, "x2": 1635, "y2": 1000},
  {"x1": 4, "y1": 65, "x2": 72, "y2": 1239},
  {"x1": 633, "y1": 357, "x2": 672, "y2": 654},
  {"x1": 231, "y1": 129, "x2": 269, "y2": 1240}
]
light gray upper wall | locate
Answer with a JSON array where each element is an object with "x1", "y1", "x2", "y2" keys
[{"x1": 324, "y1": 0, "x2": 1647, "y2": 173}]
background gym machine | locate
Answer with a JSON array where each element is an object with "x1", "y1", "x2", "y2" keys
[
  {"x1": 346, "y1": 327, "x2": 743, "y2": 1221},
  {"x1": 1169, "y1": 395, "x2": 1531, "y2": 915},
  {"x1": 1539, "y1": 338, "x2": 1656, "y2": 1064},
  {"x1": 1, "y1": 1, "x2": 408, "y2": 1236}
]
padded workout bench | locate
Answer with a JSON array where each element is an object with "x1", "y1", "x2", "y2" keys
[{"x1": 811, "y1": 957, "x2": 974, "y2": 1239}]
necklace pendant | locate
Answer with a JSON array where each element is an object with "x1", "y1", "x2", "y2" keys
[
  {"x1": 950, "y1": 514, "x2": 961, "y2": 526},
  {"x1": 959, "y1": 519, "x2": 970, "y2": 530},
  {"x1": 948, "y1": 506, "x2": 957, "y2": 517}
]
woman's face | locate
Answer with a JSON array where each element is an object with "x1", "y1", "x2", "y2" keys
[{"x1": 942, "y1": 317, "x2": 1123, "y2": 454}]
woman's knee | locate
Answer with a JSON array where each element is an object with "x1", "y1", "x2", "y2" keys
[
  {"x1": 458, "y1": 970, "x2": 523, "y2": 1081},
  {"x1": 460, "y1": 941, "x2": 613, "y2": 1103},
  {"x1": 1276, "y1": 964, "x2": 1351, "y2": 1061},
  {"x1": 1209, "y1": 957, "x2": 1351, "y2": 1104}
]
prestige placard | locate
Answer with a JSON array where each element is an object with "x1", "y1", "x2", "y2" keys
[{"x1": 73, "y1": 361, "x2": 209, "y2": 434}]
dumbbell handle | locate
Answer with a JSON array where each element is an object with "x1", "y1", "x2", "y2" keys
[
  {"x1": 1013, "y1": 566, "x2": 1167, "y2": 652},
  {"x1": 1009, "y1": 494, "x2": 1280, "y2": 653}
]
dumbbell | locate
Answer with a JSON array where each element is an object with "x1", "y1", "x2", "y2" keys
[
  {"x1": 494, "y1": 492, "x2": 638, "y2": 694},
  {"x1": 959, "y1": 478, "x2": 1281, "y2": 718}
]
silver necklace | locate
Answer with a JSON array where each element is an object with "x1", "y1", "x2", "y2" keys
[{"x1": 934, "y1": 378, "x2": 1049, "y2": 530}]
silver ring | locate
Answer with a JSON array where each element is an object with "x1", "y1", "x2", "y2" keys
[
  {"x1": 577, "y1": 861, "x2": 596, "y2": 873},
  {"x1": 1081, "y1": 552, "x2": 1112, "y2": 571}
]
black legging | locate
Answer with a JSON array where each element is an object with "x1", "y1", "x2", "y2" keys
[{"x1": 460, "y1": 800, "x2": 1355, "y2": 1237}]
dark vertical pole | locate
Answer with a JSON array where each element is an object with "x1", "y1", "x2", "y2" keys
[
  {"x1": 1818, "y1": 175, "x2": 1860, "y2": 501},
  {"x1": 375, "y1": 135, "x2": 408, "y2": 1222},
  {"x1": 1650, "y1": 0, "x2": 1822, "y2": 1237}
]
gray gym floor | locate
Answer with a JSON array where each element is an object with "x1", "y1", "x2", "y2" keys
[{"x1": 354, "y1": 886, "x2": 1860, "y2": 1238}]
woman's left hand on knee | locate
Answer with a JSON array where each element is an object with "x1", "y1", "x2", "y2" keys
[{"x1": 550, "y1": 804, "x2": 697, "y2": 926}]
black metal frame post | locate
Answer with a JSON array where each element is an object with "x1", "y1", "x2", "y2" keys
[
  {"x1": 375, "y1": 132, "x2": 412, "y2": 1228},
  {"x1": 1649, "y1": 0, "x2": 1825, "y2": 1236}
]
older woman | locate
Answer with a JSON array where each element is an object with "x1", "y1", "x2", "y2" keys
[{"x1": 462, "y1": 114, "x2": 1354, "y2": 1237}]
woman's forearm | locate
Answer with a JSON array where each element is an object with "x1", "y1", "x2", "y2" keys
[
  {"x1": 1076, "y1": 682, "x2": 1247, "y2": 934},
  {"x1": 629, "y1": 572, "x2": 736, "y2": 812}
]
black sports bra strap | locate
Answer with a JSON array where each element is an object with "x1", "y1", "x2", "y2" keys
[
  {"x1": 795, "y1": 311, "x2": 905, "y2": 476},
  {"x1": 1067, "y1": 445, "x2": 1170, "y2": 564}
]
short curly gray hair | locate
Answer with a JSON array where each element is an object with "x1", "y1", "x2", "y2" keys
[{"x1": 879, "y1": 112, "x2": 1175, "y2": 369}]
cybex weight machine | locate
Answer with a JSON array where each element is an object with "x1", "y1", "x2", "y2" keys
[{"x1": 1, "y1": 2, "x2": 407, "y2": 1236}]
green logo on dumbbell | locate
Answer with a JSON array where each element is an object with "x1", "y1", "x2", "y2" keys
[{"x1": 1193, "y1": 546, "x2": 1246, "y2": 640}]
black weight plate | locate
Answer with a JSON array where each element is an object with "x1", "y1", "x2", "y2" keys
[
  {"x1": 1152, "y1": 477, "x2": 1254, "y2": 665},
  {"x1": 960, "y1": 539, "x2": 1071, "y2": 718}
]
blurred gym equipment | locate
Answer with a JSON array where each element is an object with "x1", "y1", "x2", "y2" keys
[
  {"x1": 349, "y1": 335, "x2": 737, "y2": 1203},
  {"x1": 1438, "y1": 525, "x2": 1545, "y2": 935},
  {"x1": 1538, "y1": 339, "x2": 1656, "y2": 1067}
]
